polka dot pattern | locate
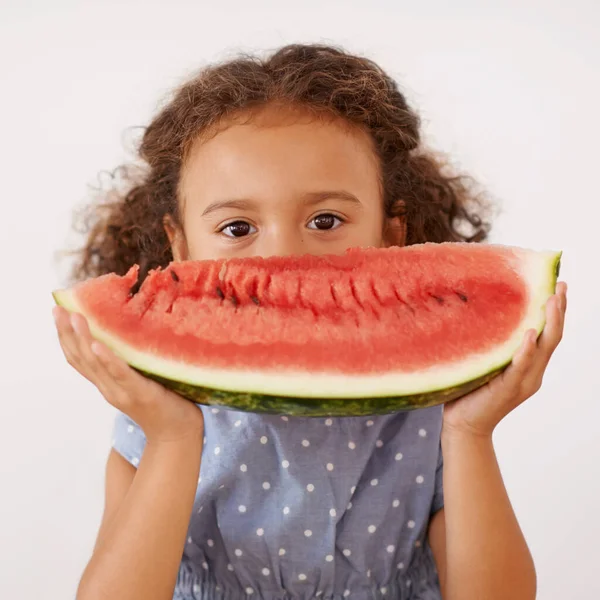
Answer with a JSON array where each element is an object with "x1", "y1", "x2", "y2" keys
[{"x1": 111, "y1": 405, "x2": 444, "y2": 598}]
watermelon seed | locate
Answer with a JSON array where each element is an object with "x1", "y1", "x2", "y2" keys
[
  {"x1": 170, "y1": 270, "x2": 180, "y2": 282},
  {"x1": 230, "y1": 294, "x2": 239, "y2": 307},
  {"x1": 216, "y1": 286, "x2": 225, "y2": 300},
  {"x1": 250, "y1": 295, "x2": 261, "y2": 306},
  {"x1": 455, "y1": 291, "x2": 468, "y2": 302},
  {"x1": 429, "y1": 294, "x2": 444, "y2": 305}
]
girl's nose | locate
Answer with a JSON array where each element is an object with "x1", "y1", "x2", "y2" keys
[{"x1": 257, "y1": 229, "x2": 307, "y2": 258}]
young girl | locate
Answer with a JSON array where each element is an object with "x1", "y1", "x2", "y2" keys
[{"x1": 53, "y1": 44, "x2": 566, "y2": 600}]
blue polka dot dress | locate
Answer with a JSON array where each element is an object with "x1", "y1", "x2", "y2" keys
[{"x1": 112, "y1": 405, "x2": 444, "y2": 599}]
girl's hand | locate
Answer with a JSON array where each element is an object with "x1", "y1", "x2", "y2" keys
[
  {"x1": 53, "y1": 306, "x2": 204, "y2": 445},
  {"x1": 442, "y1": 281, "x2": 567, "y2": 438}
]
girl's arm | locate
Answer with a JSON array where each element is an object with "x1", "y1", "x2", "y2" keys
[
  {"x1": 429, "y1": 284, "x2": 567, "y2": 600},
  {"x1": 53, "y1": 307, "x2": 205, "y2": 600},
  {"x1": 78, "y1": 439, "x2": 203, "y2": 600},
  {"x1": 429, "y1": 433, "x2": 535, "y2": 600}
]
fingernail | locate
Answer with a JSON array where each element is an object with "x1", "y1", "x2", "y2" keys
[{"x1": 70, "y1": 314, "x2": 80, "y2": 333}]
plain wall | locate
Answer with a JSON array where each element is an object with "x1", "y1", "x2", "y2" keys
[{"x1": 1, "y1": 0, "x2": 598, "y2": 598}]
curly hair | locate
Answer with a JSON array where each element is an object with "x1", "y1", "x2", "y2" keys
[{"x1": 70, "y1": 44, "x2": 491, "y2": 282}]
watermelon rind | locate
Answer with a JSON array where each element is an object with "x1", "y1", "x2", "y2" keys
[{"x1": 53, "y1": 248, "x2": 561, "y2": 417}]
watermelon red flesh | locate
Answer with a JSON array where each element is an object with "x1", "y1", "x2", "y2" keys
[{"x1": 53, "y1": 243, "x2": 560, "y2": 405}]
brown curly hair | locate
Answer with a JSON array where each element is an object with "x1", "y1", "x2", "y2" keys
[{"x1": 70, "y1": 44, "x2": 491, "y2": 283}]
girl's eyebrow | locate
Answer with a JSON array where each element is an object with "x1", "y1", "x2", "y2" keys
[
  {"x1": 302, "y1": 190, "x2": 362, "y2": 206},
  {"x1": 201, "y1": 199, "x2": 255, "y2": 217},
  {"x1": 201, "y1": 191, "x2": 361, "y2": 217}
]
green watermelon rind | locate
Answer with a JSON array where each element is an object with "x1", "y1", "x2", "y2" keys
[
  {"x1": 138, "y1": 368, "x2": 503, "y2": 417},
  {"x1": 53, "y1": 248, "x2": 561, "y2": 417}
]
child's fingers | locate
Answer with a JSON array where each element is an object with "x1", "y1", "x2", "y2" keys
[
  {"x1": 55, "y1": 308, "x2": 163, "y2": 410},
  {"x1": 538, "y1": 294, "x2": 565, "y2": 364},
  {"x1": 69, "y1": 313, "x2": 109, "y2": 380},
  {"x1": 53, "y1": 307, "x2": 86, "y2": 373},
  {"x1": 556, "y1": 281, "x2": 568, "y2": 312},
  {"x1": 488, "y1": 329, "x2": 540, "y2": 409},
  {"x1": 90, "y1": 341, "x2": 153, "y2": 409},
  {"x1": 510, "y1": 329, "x2": 538, "y2": 373},
  {"x1": 496, "y1": 329, "x2": 537, "y2": 391},
  {"x1": 54, "y1": 309, "x2": 116, "y2": 393}
]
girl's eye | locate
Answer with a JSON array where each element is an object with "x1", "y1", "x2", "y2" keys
[
  {"x1": 219, "y1": 221, "x2": 257, "y2": 238},
  {"x1": 308, "y1": 214, "x2": 343, "y2": 231}
]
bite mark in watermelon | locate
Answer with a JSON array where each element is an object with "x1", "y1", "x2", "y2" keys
[{"x1": 53, "y1": 243, "x2": 561, "y2": 416}]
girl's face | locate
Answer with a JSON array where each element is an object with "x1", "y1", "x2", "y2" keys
[{"x1": 170, "y1": 106, "x2": 402, "y2": 261}]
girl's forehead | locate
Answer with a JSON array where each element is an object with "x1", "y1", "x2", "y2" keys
[{"x1": 180, "y1": 105, "x2": 381, "y2": 200}]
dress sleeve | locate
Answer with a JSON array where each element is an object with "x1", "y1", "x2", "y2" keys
[
  {"x1": 430, "y1": 441, "x2": 444, "y2": 515},
  {"x1": 111, "y1": 411, "x2": 147, "y2": 468}
]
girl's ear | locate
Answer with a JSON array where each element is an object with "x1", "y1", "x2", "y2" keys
[
  {"x1": 383, "y1": 215, "x2": 407, "y2": 248},
  {"x1": 163, "y1": 215, "x2": 188, "y2": 262}
]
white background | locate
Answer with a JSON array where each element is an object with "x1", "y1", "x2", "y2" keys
[{"x1": 1, "y1": 0, "x2": 598, "y2": 598}]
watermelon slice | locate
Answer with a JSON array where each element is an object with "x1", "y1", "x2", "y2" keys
[{"x1": 53, "y1": 243, "x2": 561, "y2": 416}]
